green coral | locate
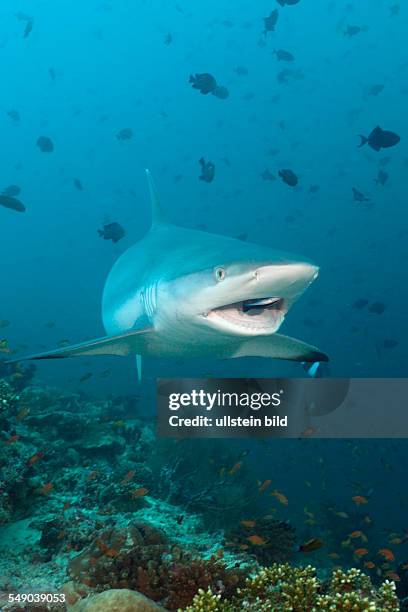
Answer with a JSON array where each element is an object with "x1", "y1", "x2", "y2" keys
[{"x1": 184, "y1": 564, "x2": 400, "y2": 612}]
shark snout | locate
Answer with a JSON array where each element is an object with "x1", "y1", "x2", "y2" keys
[{"x1": 253, "y1": 261, "x2": 319, "y2": 298}]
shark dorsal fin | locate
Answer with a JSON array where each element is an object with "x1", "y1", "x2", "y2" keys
[{"x1": 145, "y1": 169, "x2": 166, "y2": 227}]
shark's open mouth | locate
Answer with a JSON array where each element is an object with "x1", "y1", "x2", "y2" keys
[{"x1": 206, "y1": 297, "x2": 287, "y2": 334}]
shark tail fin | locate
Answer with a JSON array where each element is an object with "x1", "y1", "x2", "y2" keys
[
  {"x1": 6, "y1": 327, "x2": 153, "y2": 362},
  {"x1": 145, "y1": 169, "x2": 166, "y2": 227}
]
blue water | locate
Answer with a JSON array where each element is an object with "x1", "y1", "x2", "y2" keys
[
  {"x1": 0, "y1": 2, "x2": 408, "y2": 603},
  {"x1": 1, "y1": 0, "x2": 407, "y2": 393}
]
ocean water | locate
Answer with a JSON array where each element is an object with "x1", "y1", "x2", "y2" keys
[{"x1": 0, "y1": 0, "x2": 407, "y2": 609}]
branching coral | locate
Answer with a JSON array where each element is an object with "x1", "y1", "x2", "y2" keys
[
  {"x1": 68, "y1": 522, "x2": 247, "y2": 610},
  {"x1": 185, "y1": 564, "x2": 400, "y2": 611}
]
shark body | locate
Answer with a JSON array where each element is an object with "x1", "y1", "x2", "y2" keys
[{"x1": 11, "y1": 171, "x2": 328, "y2": 367}]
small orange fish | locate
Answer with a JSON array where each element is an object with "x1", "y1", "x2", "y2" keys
[
  {"x1": 328, "y1": 552, "x2": 340, "y2": 559},
  {"x1": 121, "y1": 470, "x2": 135, "y2": 485},
  {"x1": 270, "y1": 489, "x2": 288, "y2": 505},
  {"x1": 239, "y1": 544, "x2": 249, "y2": 550},
  {"x1": 16, "y1": 407, "x2": 30, "y2": 421},
  {"x1": 62, "y1": 501, "x2": 71, "y2": 512},
  {"x1": 5, "y1": 435, "x2": 20, "y2": 445},
  {"x1": 229, "y1": 461, "x2": 242, "y2": 476},
  {"x1": 352, "y1": 495, "x2": 368, "y2": 505},
  {"x1": 385, "y1": 571, "x2": 400, "y2": 581},
  {"x1": 350, "y1": 530, "x2": 363, "y2": 538},
  {"x1": 215, "y1": 548, "x2": 224, "y2": 558},
  {"x1": 247, "y1": 535, "x2": 267, "y2": 546},
  {"x1": 259, "y1": 479, "x2": 272, "y2": 493},
  {"x1": 27, "y1": 451, "x2": 44, "y2": 466},
  {"x1": 300, "y1": 427, "x2": 317, "y2": 438},
  {"x1": 39, "y1": 482, "x2": 54, "y2": 495},
  {"x1": 87, "y1": 470, "x2": 98, "y2": 481},
  {"x1": 389, "y1": 537, "x2": 402, "y2": 545},
  {"x1": 378, "y1": 548, "x2": 395, "y2": 562},
  {"x1": 131, "y1": 487, "x2": 148, "y2": 498},
  {"x1": 364, "y1": 561, "x2": 376, "y2": 569},
  {"x1": 354, "y1": 548, "x2": 369, "y2": 556},
  {"x1": 240, "y1": 520, "x2": 256, "y2": 528}
]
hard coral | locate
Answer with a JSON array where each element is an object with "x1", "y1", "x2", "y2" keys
[
  {"x1": 68, "y1": 521, "x2": 247, "y2": 610},
  {"x1": 185, "y1": 564, "x2": 400, "y2": 611},
  {"x1": 68, "y1": 588, "x2": 164, "y2": 611}
]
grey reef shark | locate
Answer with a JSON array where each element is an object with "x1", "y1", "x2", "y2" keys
[{"x1": 10, "y1": 171, "x2": 328, "y2": 376}]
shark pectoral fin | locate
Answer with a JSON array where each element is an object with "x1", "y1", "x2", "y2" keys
[
  {"x1": 7, "y1": 328, "x2": 154, "y2": 362},
  {"x1": 231, "y1": 333, "x2": 329, "y2": 363}
]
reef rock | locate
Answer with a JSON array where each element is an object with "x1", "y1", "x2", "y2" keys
[{"x1": 68, "y1": 588, "x2": 165, "y2": 611}]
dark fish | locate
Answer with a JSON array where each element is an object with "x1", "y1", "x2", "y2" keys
[
  {"x1": 261, "y1": 169, "x2": 276, "y2": 181},
  {"x1": 368, "y1": 302, "x2": 387, "y2": 315},
  {"x1": 189, "y1": 73, "x2": 217, "y2": 95},
  {"x1": 2, "y1": 185, "x2": 21, "y2": 197},
  {"x1": 374, "y1": 170, "x2": 388, "y2": 186},
  {"x1": 390, "y1": 4, "x2": 400, "y2": 16},
  {"x1": 277, "y1": 0, "x2": 301, "y2": 5},
  {"x1": 98, "y1": 222, "x2": 125, "y2": 243},
  {"x1": 24, "y1": 20, "x2": 33, "y2": 38},
  {"x1": 79, "y1": 372, "x2": 92, "y2": 382},
  {"x1": 299, "y1": 538, "x2": 324, "y2": 553},
  {"x1": 199, "y1": 158, "x2": 215, "y2": 183},
  {"x1": 277, "y1": 68, "x2": 295, "y2": 83},
  {"x1": 279, "y1": 169, "x2": 298, "y2": 187},
  {"x1": 383, "y1": 339, "x2": 398, "y2": 349},
  {"x1": 353, "y1": 299, "x2": 369, "y2": 309},
  {"x1": 263, "y1": 10, "x2": 279, "y2": 35},
  {"x1": 368, "y1": 84, "x2": 384, "y2": 97},
  {"x1": 73, "y1": 178, "x2": 84, "y2": 191},
  {"x1": 345, "y1": 25, "x2": 364, "y2": 37},
  {"x1": 212, "y1": 85, "x2": 229, "y2": 99},
  {"x1": 359, "y1": 126, "x2": 400, "y2": 151},
  {"x1": 117, "y1": 128, "x2": 133, "y2": 141},
  {"x1": 234, "y1": 66, "x2": 248, "y2": 75},
  {"x1": 49, "y1": 68, "x2": 56, "y2": 81},
  {"x1": 274, "y1": 49, "x2": 295, "y2": 62},
  {"x1": 164, "y1": 33, "x2": 173, "y2": 45},
  {"x1": 352, "y1": 187, "x2": 370, "y2": 203},
  {"x1": 309, "y1": 184, "x2": 320, "y2": 194},
  {"x1": 7, "y1": 109, "x2": 20, "y2": 122},
  {"x1": 37, "y1": 136, "x2": 54, "y2": 153},
  {"x1": 0, "y1": 195, "x2": 26, "y2": 213}
]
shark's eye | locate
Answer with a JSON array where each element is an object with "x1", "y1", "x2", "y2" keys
[{"x1": 214, "y1": 267, "x2": 226, "y2": 282}]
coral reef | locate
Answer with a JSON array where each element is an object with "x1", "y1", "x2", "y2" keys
[
  {"x1": 68, "y1": 521, "x2": 247, "y2": 610},
  {"x1": 185, "y1": 564, "x2": 400, "y2": 611}
]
